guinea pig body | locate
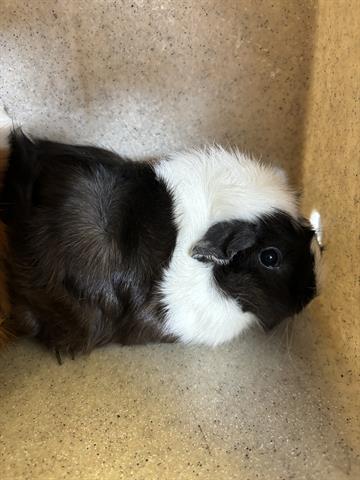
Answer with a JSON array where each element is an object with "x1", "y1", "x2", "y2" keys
[{"x1": 0, "y1": 124, "x2": 320, "y2": 356}]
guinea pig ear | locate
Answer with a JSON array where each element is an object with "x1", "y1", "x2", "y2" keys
[{"x1": 190, "y1": 220, "x2": 257, "y2": 264}]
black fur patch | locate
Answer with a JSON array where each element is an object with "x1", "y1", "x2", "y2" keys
[
  {"x1": 1, "y1": 131, "x2": 177, "y2": 354},
  {"x1": 212, "y1": 213, "x2": 317, "y2": 329}
]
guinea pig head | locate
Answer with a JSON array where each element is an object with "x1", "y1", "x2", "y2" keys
[{"x1": 191, "y1": 211, "x2": 320, "y2": 330}]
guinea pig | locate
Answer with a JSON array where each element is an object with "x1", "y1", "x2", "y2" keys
[{"x1": 0, "y1": 109, "x2": 321, "y2": 360}]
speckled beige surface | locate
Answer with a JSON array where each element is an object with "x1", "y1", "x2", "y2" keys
[
  {"x1": 0, "y1": 1, "x2": 359, "y2": 479},
  {"x1": 0, "y1": 0, "x2": 315, "y2": 182},
  {"x1": 301, "y1": 0, "x2": 360, "y2": 369},
  {"x1": 1, "y1": 333, "x2": 359, "y2": 480},
  {"x1": 297, "y1": 0, "x2": 360, "y2": 460}
]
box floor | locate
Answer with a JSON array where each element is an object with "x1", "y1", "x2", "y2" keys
[{"x1": 1, "y1": 331, "x2": 359, "y2": 479}]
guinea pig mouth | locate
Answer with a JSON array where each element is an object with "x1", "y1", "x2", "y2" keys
[
  {"x1": 239, "y1": 295, "x2": 291, "y2": 332},
  {"x1": 250, "y1": 282, "x2": 318, "y2": 332}
]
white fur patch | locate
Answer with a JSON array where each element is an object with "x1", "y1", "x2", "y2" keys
[
  {"x1": 155, "y1": 146, "x2": 299, "y2": 346},
  {"x1": 310, "y1": 209, "x2": 323, "y2": 246}
]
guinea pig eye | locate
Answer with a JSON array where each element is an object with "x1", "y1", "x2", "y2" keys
[{"x1": 258, "y1": 247, "x2": 282, "y2": 269}]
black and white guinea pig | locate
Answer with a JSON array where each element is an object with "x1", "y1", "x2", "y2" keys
[{"x1": 0, "y1": 108, "x2": 321, "y2": 358}]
